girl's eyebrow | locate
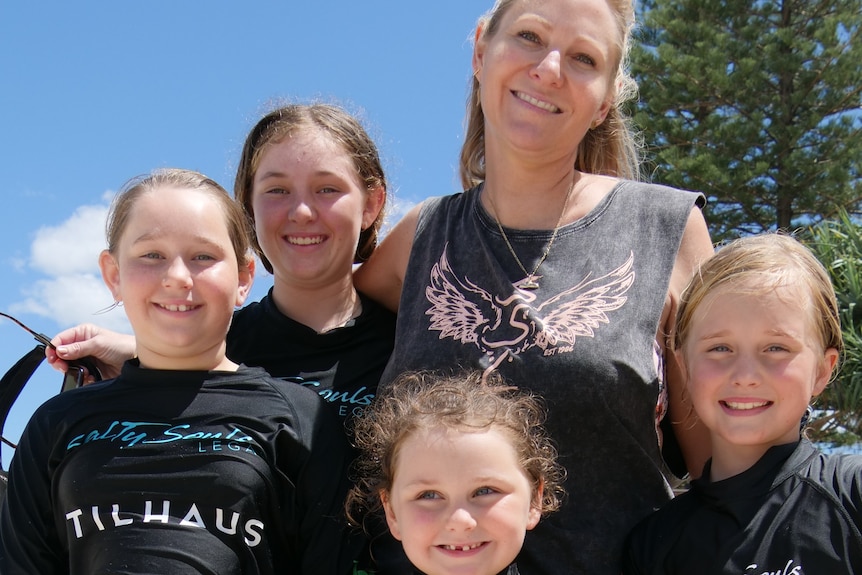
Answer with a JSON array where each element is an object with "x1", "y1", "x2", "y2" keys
[
  {"x1": 694, "y1": 330, "x2": 729, "y2": 341},
  {"x1": 130, "y1": 230, "x2": 167, "y2": 243},
  {"x1": 696, "y1": 328, "x2": 801, "y2": 341},
  {"x1": 401, "y1": 478, "x2": 437, "y2": 489},
  {"x1": 256, "y1": 168, "x2": 345, "y2": 182},
  {"x1": 255, "y1": 169, "x2": 288, "y2": 181},
  {"x1": 403, "y1": 473, "x2": 510, "y2": 489},
  {"x1": 765, "y1": 328, "x2": 805, "y2": 341},
  {"x1": 131, "y1": 231, "x2": 226, "y2": 250}
]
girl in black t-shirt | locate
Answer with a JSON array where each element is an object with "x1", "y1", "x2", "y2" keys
[
  {"x1": 623, "y1": 234, "x2": 862, "y2": 574},
  {"x1": 1, "y1": 169, "x2": 359, "y2": 574}
]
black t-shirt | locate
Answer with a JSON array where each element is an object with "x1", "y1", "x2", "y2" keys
[
  {"x1": 623, "y1": 440, "x2": 862, "y2": 574},
  {"x1": 227, "y1": 289, "x2": 406, "y2": 573},
  {"x1": 0, "y1": 361, "x2": 362, "y2": 575},
  {"x1": 227, "y1": 290, "x2": 396, "y2": 423}
]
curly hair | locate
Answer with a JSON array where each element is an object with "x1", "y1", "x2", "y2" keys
[{"x1": 345, "y1": 370, "x2": 565, "y2": 530}]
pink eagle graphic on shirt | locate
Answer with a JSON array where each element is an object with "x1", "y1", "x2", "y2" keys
[{"x1": 425, "y1": 244, "x2": 635, "y2": 373}]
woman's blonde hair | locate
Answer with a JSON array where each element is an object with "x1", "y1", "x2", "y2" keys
[{"x1": 459, "y1": 0, "x2": 641, "y2": 190}]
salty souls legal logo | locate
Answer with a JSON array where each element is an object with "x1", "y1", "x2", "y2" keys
[
  {"x1": 745, "y1": 559, "x2": 802, "y2": 575},
  {"x1": 66, "y1": 420, "x2": 258, "y2": 454}
]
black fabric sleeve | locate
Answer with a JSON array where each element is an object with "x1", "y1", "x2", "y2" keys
[
  {"x1": 275, "y1": 386, "x2": 366, "y2": 575},
  {"x1": 0, "y1": 404, "x2": 65, "y2": 574},
  {"x1": 620, "y1": 526, "x2": 650, "y2": 575}
]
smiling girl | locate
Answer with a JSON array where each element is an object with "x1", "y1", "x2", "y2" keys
[
  {"x1": 623, "y1": 234, "x2": 862, "y2": 574},
  {"x1": 347, "y1": 371, "x2": 565, "y2": 575},
  {"x1": 0, "y1": 169, "x2": 360, "y2": 574},
  {"x1": 49, "y1": 104, "x2": 394, "y2": 424}
]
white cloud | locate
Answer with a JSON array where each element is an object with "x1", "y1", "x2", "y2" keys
[
  {"x1": 11, "y1": 275, "x2": 130, "y2": 333},
  {"x1": 12, "y1": 198, "x2": 132, "y2": 334},
  {"x1": 381, "y1": 196, "x2": 417, "y2": 237},
  {"x1": 30, "y1": 204, "x2": 108, "y2": 276}
]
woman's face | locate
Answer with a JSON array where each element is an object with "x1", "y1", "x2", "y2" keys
[
  {"x1": 251, "y1": 128, "x2": 384, "y2": 290},
  {"x1": 473, "y1": 0, "x2": 620, "y2": 161}
]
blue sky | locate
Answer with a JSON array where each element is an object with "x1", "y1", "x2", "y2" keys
[{"x1": 0, "y1": 1, "x2": 492, "y2": 466}]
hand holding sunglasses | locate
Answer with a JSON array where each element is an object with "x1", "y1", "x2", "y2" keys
[{"x1": 0, "y1": 312, "x2": 102, "y2": 392}]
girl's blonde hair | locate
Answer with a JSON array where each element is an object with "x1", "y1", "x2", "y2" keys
[
  {"x1": 674, "y1": 234, "x2": 844, "y2": 361},
  {"x1": 107, "y1": 168, "x2": 252, "y2": 270}
]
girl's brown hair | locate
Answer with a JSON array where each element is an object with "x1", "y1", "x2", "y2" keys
[
  {"x1": 346, "y1": 370, "x2": 565, "y2": 530},
  {"x1": 234, "y1": 103, "x2": 387, "y2": 273}
]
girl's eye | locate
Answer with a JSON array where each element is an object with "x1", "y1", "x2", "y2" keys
[
  {"x1": 517, "y1": 30, "x2": 541, "y2": 44},
  {"x1": 707, "y1": 344, "x2": 730, "y2": 353},
  {"x1": 266, "y1": 187, "x2": 288, "y2": 195},
  {"x1": 417, "y1": 491, "x2": 441, "y2": 500},
  {"x1": 319, "y1": 186, "x2": 340, "y2": 194},
  {"x1": 193, "y1": 254, "x2": 216, "y2": 262},
  {"x1": 766, "y1": 344, "x2": 789, "y2": 353},
  {"x1": 474, "y1": 486, "x2": 497, "y2": 497},
  {"x1": 142, "y1": 252, "x2": 163, "y2": 260}
]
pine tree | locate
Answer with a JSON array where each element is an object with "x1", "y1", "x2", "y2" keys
[{"x1": 631, "y1": 0, "x2": 862, "y2": 240}]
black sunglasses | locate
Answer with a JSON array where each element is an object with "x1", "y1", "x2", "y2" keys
[{"x1": 0, "y1": 312, "x2": 101, "y2": 392}]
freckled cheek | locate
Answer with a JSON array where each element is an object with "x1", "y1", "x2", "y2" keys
[
  {"x1": 398, "y1": 507, "x2": 447, "y2": 541},
  {"x1": 120, "y1": 265, "x2": 161, "y2": 288},
  {"x1": 408, "y1": 507, "x2": 442, "y2": 527},
  {"x1": 254, "y1": 208, "x2": 286, "y2": 238},
  {"x1": 688, "y1": 360, "x2": 727, "y2": 384},
  {"x1": 329, "y1": 197, "x2": 366, "y2": 226},
  {"x1": 684, "y1": 369, "x2": 721, "y2": 408},
  {"x1": 325, "y1": 216, "x2": 364, "y2": 250},
  {"x1": 489, "y1": 498, "x2": 528, "y2": 520},
  {"x1": 199, "y1": 267, "x2": 238, "y2": 287}
]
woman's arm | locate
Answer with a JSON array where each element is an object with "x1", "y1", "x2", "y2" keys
[
  {"x1": 353, "y1": 204, "x2": 421, "y2": 312},
  {"x1": 663, "y1": 206, "x2": 714, "y2": 479}
]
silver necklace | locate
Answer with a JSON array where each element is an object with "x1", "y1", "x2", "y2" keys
[{"x1": 485, "y1": 181, "x2": 574, "y2": 290}]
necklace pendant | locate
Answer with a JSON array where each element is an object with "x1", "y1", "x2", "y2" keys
[{"x1": 521, "y1": 277, "x2": 540, "y2": 290}]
